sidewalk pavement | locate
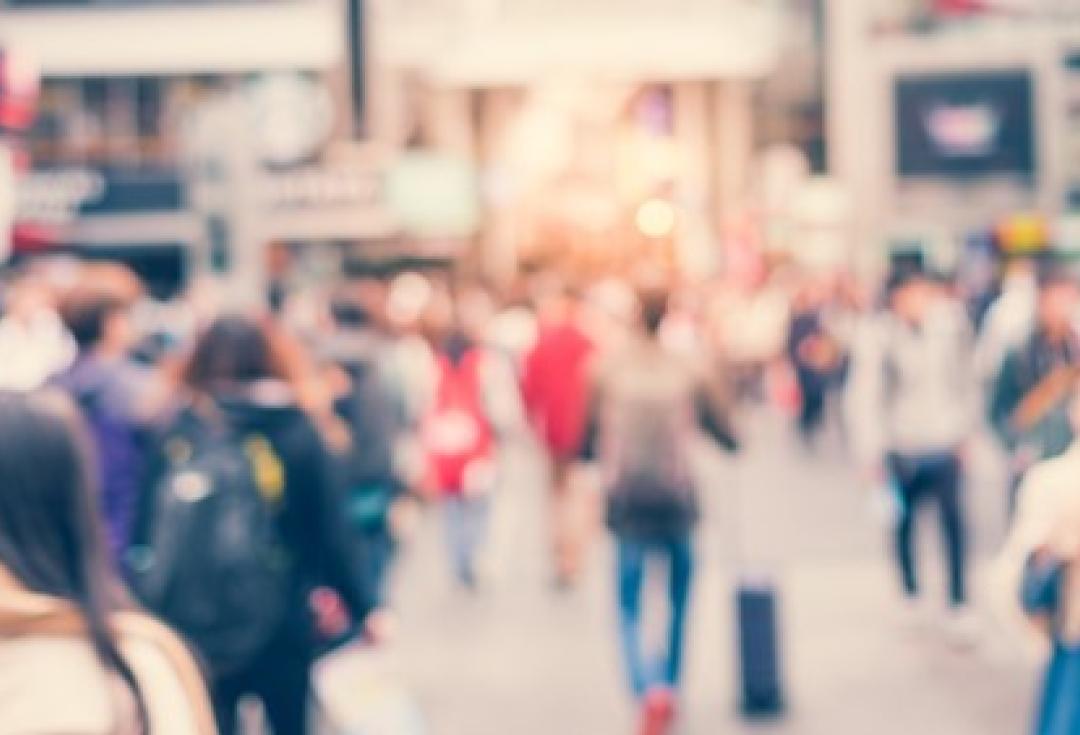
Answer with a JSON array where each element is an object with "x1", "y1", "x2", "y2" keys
[{"x1": 387, "y1": 410, "x2": 1036, "y2": 735}]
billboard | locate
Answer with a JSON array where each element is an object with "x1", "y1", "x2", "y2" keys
[{"x1": 895, "y1": 70, "x2": 1036, "y2": 179}]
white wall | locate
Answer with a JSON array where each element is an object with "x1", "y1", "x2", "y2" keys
[
  {"x1": 0, "y1": 1, "x2": 344, "y2": 76},
  {"x1": 377, "y1": 0, "x2": 783, "y2": 86}
]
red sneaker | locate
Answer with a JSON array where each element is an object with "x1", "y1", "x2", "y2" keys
[{"x1": 638, "y1": 687, "x2": 677, "y2": 735}]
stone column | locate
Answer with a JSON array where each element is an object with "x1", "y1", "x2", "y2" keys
[
  {"x1": 479, "y1": 87, "x2": 521, "y2": 284},
  {"x1": 426, "y1": 87, "x2": 476, "y2": 160},
  {"x1": 824, "y1": 0, "x2": 876, "y2": 274},
  {"x1": 712, "y1": 78, "x2": 754, "y2": 224},
  {"x1": 673, "y1": 81, "x2": 717, "y2": 276},
  {"x1": 674, "y1": 81, "x2": 711, "y2": 205}
]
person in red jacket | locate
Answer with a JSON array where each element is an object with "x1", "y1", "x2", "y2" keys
[{"x1": 522, "y1": 284, "x2": 596, "y2": 588}]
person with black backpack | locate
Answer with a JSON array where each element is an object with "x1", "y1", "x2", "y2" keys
[
  {"x1": 583, "y1": 286, "x2": 738, "y2": 734},
  {"x1": 131, "y1": 315, "x2": 376, "y2": 735}
]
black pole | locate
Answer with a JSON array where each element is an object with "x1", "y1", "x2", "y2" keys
[{"x1": 347, "y1": 0, "x2": 366, "y2": 138}]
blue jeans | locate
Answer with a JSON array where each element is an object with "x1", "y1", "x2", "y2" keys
[
  {"x1": 1036, "y1": 645, "x2": 1080, "y2": 735},
  {"x1": 443, "y1": 495, "x2": 489, "y2": 586},
  {"x1": 616, "y1": 537, "x2": 694, "y2": 699},
  {"x1": 1021, "y1": 557, "x2": 1080, "y2": 735}
]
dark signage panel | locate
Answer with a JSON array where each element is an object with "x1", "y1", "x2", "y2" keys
[
  {"x1": 895, "y1": 70, "x2": 1036, "y2": 179},
  {"x1": 78, "y1": 168, "x2": 185, "y2": 215}
]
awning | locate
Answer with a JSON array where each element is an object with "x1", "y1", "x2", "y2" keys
[
  {"x1": 382, "y1": 2, "x2": 783, "y2": 86},
  {"x1": 0, "y1": 1, "x2": 343, "y2": 77}
]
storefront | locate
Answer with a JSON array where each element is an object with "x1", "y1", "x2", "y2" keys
[
  {"x1": 15, "y1": 166, "x2": 195, "y2": 297},
  {"x1": 373, "y1": 0, "x2": 784, "y2": 280},
  {"x1": 0, "y1": 0, "x2": 393, "y2": 300}
]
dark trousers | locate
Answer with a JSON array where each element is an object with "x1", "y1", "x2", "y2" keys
[
  {"x1": 796, "y1": 375, "x2": 828, "y2": 440},
  {"x1": 356, "y1": 527, "x2": 394, "y2": 607},
  {"x1": 888, "y1": 452, "x2": 967, "y2": 607},
  {"x1": 616, "y1": 536, "x2": 694, "y2": 699},
  {"x1": 212, "y1": 631, "x2": 313, "y2": 735}
]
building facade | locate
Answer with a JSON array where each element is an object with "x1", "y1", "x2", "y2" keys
[
  {"x1": 0, "y1": 0, "x2": 391, "y2": 302},
  {"x1": 369, "y1": 0, "x2": 786, "y2": 279},
  {"x1": 827, "y1": 0, "x2": 1080, "y2": 268}
]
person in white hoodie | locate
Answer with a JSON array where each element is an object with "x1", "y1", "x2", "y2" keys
[
  {"x1": 845, "y1": 266, "x2": 978, "y2": 619},
  {"x1": 0, "y1": 390, "x2": 214, "y2": 735}
]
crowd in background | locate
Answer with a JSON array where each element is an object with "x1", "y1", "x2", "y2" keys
[{"x1": 2, "y1": 238, "x2": 1080, "y2": 733}]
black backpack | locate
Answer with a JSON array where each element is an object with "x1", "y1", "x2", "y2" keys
[{"x1": 131, "y1": 418, "x2": 291, "y2": 677}]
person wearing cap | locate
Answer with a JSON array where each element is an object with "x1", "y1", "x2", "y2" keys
[
  {"x1": 990, "y1": 254, "x2": 1080, "y2": 516},
  {"x1": 845, "y1": 265, "x2": 978, "y2": 630}
]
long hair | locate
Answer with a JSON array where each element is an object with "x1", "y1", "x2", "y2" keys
[
  {"x1": 181, "y1": 314, "x2": 299, "y2": 394},
  {"x1": 179, "y1": 314, "x2": 346, "y2": 446},
  {"x1": 0, "y1": 390, "x2": 147, "y2": 728}
]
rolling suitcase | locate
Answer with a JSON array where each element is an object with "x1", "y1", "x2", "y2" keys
[
  {"x1": 735, "y1": 574, "x2": 784, "y2": 716},
  {"x1": 729, "y1": 456, "x2": 785, "y2": 718}
]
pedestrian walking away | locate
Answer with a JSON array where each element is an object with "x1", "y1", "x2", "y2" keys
[
  {"x1": 321, "y1": 281, "x2": 410, "y2": 609},
  {"x1": 131, "y1": 316, "x2": 377, "y2": 735},
  {"x1": 523, "y1": 283, "x2": 596, "y2": 588},
  {"x1": 583, "y1": 284, "x2": 738, "y2": 733},
  {"x1": 419, "y1": 291, "x2": 503, "y2": 590}
]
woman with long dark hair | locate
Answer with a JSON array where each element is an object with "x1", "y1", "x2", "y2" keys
[
  {"x1": 0, "y1": 390, "x2": 214, "y2": 734},
  {"x1": 137, "y1": 315, "x2": 374, "y2": 735}
]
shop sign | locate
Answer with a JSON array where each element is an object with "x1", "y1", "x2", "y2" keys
[
  {"x1": 16, "y1": 167, "x2": 186, "y2": 223},
  {"x1": 261, "y1": 166, "x2": 383, "y2": 212},
  {"x1": 386, "y1": 153, "x2": 479, "y2": 238},
  {"x1": 15, "y1": 168, "x2": 105, "y2": 223}
]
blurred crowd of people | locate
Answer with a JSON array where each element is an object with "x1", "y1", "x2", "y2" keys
[
  {"x1": 0, "y1": 255, "x2": 743, "y2": 735},
  {"x1": 3, "y1": 237, "x2": 1080, "y2": 734}
]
